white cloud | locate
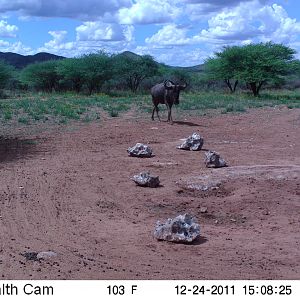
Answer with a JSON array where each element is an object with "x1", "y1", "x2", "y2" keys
[
  {"x1": 123, "y1": 25, "x2": 134, "y2": 43},
  {"x1": 145, "y1": 1, "x2": 300, "y2": 47},
  {"x1": 37, "y1": 31, "x2": 76, "y2": 56},
  {"x1": 0, "y1": 40, "x2": 33, "y2": 54},
  {"x1": 43, "y1": 31, "x2": 75, "y2": 50},
  {"x1": 0, "y1": 0, "x2": 132, "y2": 20},
  {"x1": 191, "y1": 1, "x2": 300, "y2": 45},
  {"x1": 142, "y1": 0, "x2": 300, "y2": 65},
  {"x1": 0, "y1": 39, "x2": 9, "y2": 47},
  {"x1": 36, "y1": 25, "x2": 135, "y2": 57},
  {"x1": 156, "y1": 48, "x2": 208, "y2": 66},
  {"x1": 10, "y1": 41, "x2": 32, "y2": 54},
  {"x1": 145, "y1": 24, "x2": 190, "y2": 46},
  {"x1": 135, "y1": 44, "x2": 208, "y2": 66},
  {"x1": 0, "y1": 19, "x2": 18, "y2": 37},
  {"x1": 76, "y1": 22, "x2": 133, "y2": 42},
  {"x1": 118, "y1": 0, "x2": 180, "y2": 24},
  {"x1": 195, "y1": 2, "x2": 262, "y2": 43},
  {"x1": 257, "y1": 4, "x2": 300, "y2": 43}
]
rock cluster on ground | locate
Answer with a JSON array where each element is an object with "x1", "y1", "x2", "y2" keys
[
  {"x1": 21, "y1": 252, "x2": 39, "y2": 261},
  {"x1": 204, "y1": 150, "x2": 227, "y2": 168},
  {"x1": 37, "y1": 251, "x2": 57, "y2": 260},
  {"x1": 177, "y1": 133, "x2": 204, "y2": 151},
  {"x1": 127, "y1": 137, "x2": 227, "y2": 244},
  {"x1": 154, "y1": 214, "x2": 200, "y2": 243},
  {"x1": 127, "y1": 143, "x2": 153, "y2": 157},
  {"x1": 132, "y1": 171, "x2": 160, "y2": 188},
  {"x1": 21, "y1": 251, "x2": 57, "y2": 261}
]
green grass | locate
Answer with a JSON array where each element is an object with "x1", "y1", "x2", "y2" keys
[
  {"x1": 3, "y1": 110, "x2": 13, "y2": 120},
  {"x1": 18, "y1": 116, "x2": 30, "y2": 124},
  {"x1": 176, "y1": 90, "x2": 300, "y2": 114},
  {"x1": 109, "y1": 109, "x2": 119, "y2": 117},
  {"x1": 0, "y1": 90, "x2": 299, "y2": 124},
  {"x1": 221, "y1": 103, "x2": 247, "y2": 114}
]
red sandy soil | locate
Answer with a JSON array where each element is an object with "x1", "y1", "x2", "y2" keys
[{"x1": 0, "y1": 107, "x2": 299, "y2": 280}]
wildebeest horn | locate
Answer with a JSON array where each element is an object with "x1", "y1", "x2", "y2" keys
[
  {"x1": 164, "y1": 80, "x2": 175, "y2": 89},
  {"x1": 180, "y1": 82, "x2": 187, "y2": 89}
]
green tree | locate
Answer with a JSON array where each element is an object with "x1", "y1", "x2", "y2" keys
[
  {"x1": 292, "y1": 59, "x2": 300, "y2": 74},
  {"x1": 57, "y1": 58, "x2": 86, "y2": 93},
  {"x1": 113, "y1": 54, "x2": 159, "y2": 92},
  {"x1": 0, "y1": 60, "x2": 14, "y2": 91},
  {"x1": 80, "y1": 51, "x2": 112, "y2": 95},
  {"x1": 237, "y1": 43, "x2": 296, "y2": 96},
  {"x1": 205, "y1": 42, "x2": 297, "y2": 96},
  {"x1": 205, "y1": 46, "x2": 242, "y2": 93},
  {"x1": 20, "y1": 60, "x2": 60, "y2": 92}
]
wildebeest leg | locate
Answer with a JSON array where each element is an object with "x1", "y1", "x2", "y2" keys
[
  {"x1": 167, "y1": 104, "x2": 173, "y2": 124},
  {"x1": 165, "y1": 104, "x2": 170, "y2": 122},
  {"x1": 151, "y1": 106, "x2": 155, "y2": 120},
  {"x1": 152, "y1": 105, "x2": 160, "y2": 121},
  {"x1": 156, "y1": 106, "x2": 161, "y2": 121}
]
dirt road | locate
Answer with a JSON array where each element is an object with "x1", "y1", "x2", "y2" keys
[{"x1": 0, "y1": 107, "x2": 299, "y2": 279}]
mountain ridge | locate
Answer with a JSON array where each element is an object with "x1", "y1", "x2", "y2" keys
[
  {"x1": 0, "y1": 52, "x2": 65, "y2": 69},
  {"x1": 0, "y1": 51, "x2": 204, "y2": 72}
]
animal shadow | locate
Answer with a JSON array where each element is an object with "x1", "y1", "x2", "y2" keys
[
  {"x1": 173, "y1": 121, "x2": 202, "y2": 127},
  {"x1": 190, "y1": 235, "x2": 208, "y2": 245}
]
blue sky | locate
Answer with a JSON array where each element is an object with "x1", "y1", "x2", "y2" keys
[{"x1": 0, "y1": 0, "x2": 300, "y2": 66}]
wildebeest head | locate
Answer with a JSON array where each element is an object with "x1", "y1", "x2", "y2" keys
[{"x1": 164, "y1": 80, "x2": 187, "y2": 105}]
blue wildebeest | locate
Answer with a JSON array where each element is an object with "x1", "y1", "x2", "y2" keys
[{"x1": 151, "y1": 80, "x2": 187, "y2": 124}]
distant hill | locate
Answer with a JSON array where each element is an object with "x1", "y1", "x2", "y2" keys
[
  {"x1": 0, "y1": 52, "x2": 65, "y2": 69},
  {"x1": 116, "y1": 51, "x2": 141, "y2": 59},
  {"x1": 116, "y1": 51, "x2": 204, "y2": 73},
  {"x1": 168, "y1": 64, "x2": 205, "y2": 73},
  {"x1": 0, "y1": 50, "x2": 204, "y2": 71}
]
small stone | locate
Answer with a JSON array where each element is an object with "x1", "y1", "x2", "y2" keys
[
  {"x1": 21, "y1": 252, "x2": 39, "y2": 261},
  {"x1": 230, "y1": 218, "x2": 237, "y2": 222},
  {"x1": 154, "y1": 214, "x2": 200, "y2": 243},
  {"x1": 204, "y1": 150, "x2": 227, "y2": 168},
  {"x1": 200, "y1": 207, "x2": 208, "y2": 213},
  {"x1": 37, "y1": 251, "x2": 57, "y2": 260},
  {"x1": 132, "y1": 171, "x2": 160, "y2": 188},
  {"x1": 177, "y1": 133, "x2": 204, "y2": 151},
  {"x1": 127, "y1": 143, "x2": 153, "y2": 158}
]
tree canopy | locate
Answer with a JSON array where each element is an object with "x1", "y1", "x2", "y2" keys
[
  {"x1": 238, "y1": 43, "x2": 296, "y2": 95},
  {"x1": 20, "y1": 60, "x2": 60, "y2": 92},
  {"x1": 205, "y1": 46, "x2": 243, "y2": 93},
  {"x1": 205, "y1": 42, "x2": 297, "y2": 96},
  {"x1": 0, "y1": 60, "x2": 14, "y2": 90},
  {"x1": 56, "y1": 57, "x2": 86, "y2": 93},
  {"x1": 79, "y1": 51, "x2": 113, "y2": 95},
  {"x1": 112, "y1": 54, "x2": 159, "y2": 92}
]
